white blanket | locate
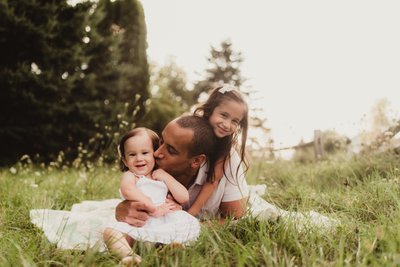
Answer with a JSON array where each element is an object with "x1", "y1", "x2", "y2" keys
[
  {"x1": 247, "y1": 184, "x2": 340, "y2": 232},
  {"x1": 30, "y1": 185, "x2": 339, "y2": 251}
]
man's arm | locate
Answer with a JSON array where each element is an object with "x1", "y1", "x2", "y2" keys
[{"x1": 115, "y1": 200, "x2": 156, "y2": 227}]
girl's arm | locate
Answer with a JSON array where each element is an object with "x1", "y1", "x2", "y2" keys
[
  {"x1": 152, "y1": 169, "x2": 189, "y2": 204},
  {"x1": 187, "y1": 159, "x2": 225, "y2": 217},
  {"x1": 120, "y1": 171, "x2": 153, "y2": 207},
  {"x1": 218, "y1": 151, "x2": 248, "y2": 220}
]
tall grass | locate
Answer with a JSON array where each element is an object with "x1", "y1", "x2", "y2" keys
[{"x1": 1, "y1": 151, "x2": 400, "y2": 266}]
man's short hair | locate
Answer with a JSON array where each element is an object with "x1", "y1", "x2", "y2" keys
[{"x1": 175, "y1": 115, "x2": 216, "y2": 158}]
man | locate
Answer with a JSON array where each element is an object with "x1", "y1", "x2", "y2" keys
[{"x1": 115, "y1": 115, "x2": 249, "y2": 226}]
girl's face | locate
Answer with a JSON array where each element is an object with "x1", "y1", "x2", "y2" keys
[
  {"x1": 209, "y1": 99, "x2": 245, "y2": 138},
  {"x1": 122, "y1": 134, "x2": 155, "y2": 176}
]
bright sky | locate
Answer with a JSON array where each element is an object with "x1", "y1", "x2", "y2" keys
[{"x1": 141, "y1": 0, "x2": 400, "y2": 150}]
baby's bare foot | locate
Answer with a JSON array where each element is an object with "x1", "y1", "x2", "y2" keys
[{"x1": 121, "y1": 254, "x2": 141, "y2": 266}]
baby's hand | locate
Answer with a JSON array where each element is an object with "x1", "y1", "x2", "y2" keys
[
  {"x1": 165, "y1": 194, "x2": 183, "y2": 211},
  {"x1": 152, "y1": 169, "x2": 170, "y2": 182},
  {"x1": 149, "y1": 203, "x2": 175, "y2": 217}
]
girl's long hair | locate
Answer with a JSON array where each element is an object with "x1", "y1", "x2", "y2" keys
[{"x1": 194, "y1": 85, "x2": 249, "y2": 183}]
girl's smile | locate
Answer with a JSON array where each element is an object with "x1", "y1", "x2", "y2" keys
[{"x1": 209, "y1": 100, "x2": 245, "y2": 138}]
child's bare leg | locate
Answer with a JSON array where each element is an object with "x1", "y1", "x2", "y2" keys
[
  {"x1": 125, "y1": 235, "x2": 134, "y2": 247},
  {"x1": 103, "y1": 227, "x2": 141, "y2": 264}
]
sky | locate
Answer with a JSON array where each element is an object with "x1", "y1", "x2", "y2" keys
[{"x1": 141, "y1": 0, "x2": 400, "y2": 152}]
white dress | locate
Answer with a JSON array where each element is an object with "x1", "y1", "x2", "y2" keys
[{"x1": 106, "y1": 176, "x2": 200, "y2": 244}]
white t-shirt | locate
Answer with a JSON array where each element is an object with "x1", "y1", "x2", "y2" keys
[{"x1": 185, "y1": 151, "x2": 249, "y2": 218}]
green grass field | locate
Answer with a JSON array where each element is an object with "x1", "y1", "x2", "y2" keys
[{"x1": 1, "y1": 152, "x2": 400, "y2": 266}]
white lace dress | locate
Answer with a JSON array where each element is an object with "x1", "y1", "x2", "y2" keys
[{"x1": 106, "y1": 176, "x2": 200, "y2": 244}]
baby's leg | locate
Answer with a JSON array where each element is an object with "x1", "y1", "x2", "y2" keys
[{"x1": 103, "y1": 227, "x2": 141, "y2": 264}]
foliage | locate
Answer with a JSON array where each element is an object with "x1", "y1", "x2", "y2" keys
[
  {"x1": 291, "y1": 139, "x2": 315, "y2": 164},
  {"x1": 2, "y1": 151, "x2": 400, "y2": 265},
  {"x1": 136, "y1": 60, "x2": 190, "y2": 133},
  {"x1": 0, "y1": 0, "x2": 92, "y2": 164},
  {"x1": 97, "y1": 0, "x2": 150, "y2": 121},
  {"x1": 358, "y1": 98, "x2": 400, "y2": 153},
  {"x1": 292, "y1": 130, "x2": 350, "y2": 163},
  {"x1": 74, "y1": 0, "x2": 150, "y2": 163},
  {"x1": 0, "y1": 0, "x2": 149, "y2": 165},
  {"x1": 192, "y1": 39, "x2": 246, "y2": 101},
  {"x1": 322, "y1": 130, "x2": 351, "y2": 154}
]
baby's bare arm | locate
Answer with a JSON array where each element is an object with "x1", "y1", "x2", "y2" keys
[
  {"x1": 120, "y1": 172, "x2": 153, "y2": 206},
  {"x1": 152, "y1": 169, "x2": 189, "y2": 204}
]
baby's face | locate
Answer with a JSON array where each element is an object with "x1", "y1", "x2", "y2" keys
[{"x1": 122, "y1": 134, "x2": 155, "y2": 176}]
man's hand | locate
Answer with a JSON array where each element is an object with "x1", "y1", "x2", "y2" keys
[{"x1": 115, "y1": 200, "x2": 156, "y2": 227}]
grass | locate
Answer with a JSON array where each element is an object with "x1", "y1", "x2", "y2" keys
[{"x1": 1, "y1": 151, "x2": 400, "y2": 266}]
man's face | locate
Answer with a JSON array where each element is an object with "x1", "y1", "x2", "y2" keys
[{"x1": 154, "y1": 121, "x2": 194, "y2": 180}]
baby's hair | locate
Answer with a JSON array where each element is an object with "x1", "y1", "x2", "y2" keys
[
  {"x1": 118, "y1": 127, "x2": 160, "y2": 172},
  {"x1": 194, "y1": 84, "x2": 249, "y2": 182}
]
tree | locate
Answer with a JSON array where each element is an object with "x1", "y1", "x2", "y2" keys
[
  {"x1": 73, "y1": 0, "x2": 150, "y2": 160},
  {"x1": 137, "y1": 59, "x2": 190, "y2": 133},
  {"x1": 322, "y1": 130, "x2": 350, "y2": 154},
  {"x1": 104, "y1": 0, "x2": 149, "y2": 121},
  {"x1": 0, "y1": 0, "x2": 93, "y2": 164},
  {"x1": 192, "y1": 39, "x2": 246, "y2": 101},
  {"x1": 0, "y1": 0, "x2": 149, "y2": 165},
  {"x1": 359, "y1": 98, "x2": 399, "y2": 152}
]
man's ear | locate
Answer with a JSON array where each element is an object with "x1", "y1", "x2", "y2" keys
[{"x1": 190, "y1": 154, "x2": 206, "y2": 169}]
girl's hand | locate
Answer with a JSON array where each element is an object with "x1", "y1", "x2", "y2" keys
[{"x1": 152, "y1": 169, "x2": 170, "y2": 182}]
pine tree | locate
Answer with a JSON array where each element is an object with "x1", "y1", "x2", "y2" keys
[
  {"x1": 0, "y1": 0, "x2": 150, "y2": 164},
  {"x1": 192, "y1": 39, "x2": 246, "y2": 101},
  {"x1": 0, "y1": 0, "x2": 92, "y2": 164},
  {"x1": 76, "y1": 0, "x2": 150, "y2": 160}
]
